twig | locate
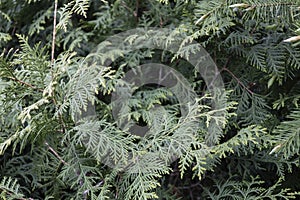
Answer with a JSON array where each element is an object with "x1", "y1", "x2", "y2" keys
[
  {"x1": 121, "y1": 1, "x2": 137, "y2": 19},
  {"x1": 45, "y1": 141, "x2": 69, "y2": 166},
  {"x1": 135, "y1": 0, "x2": 139, "y2": 21},
  {"x1": 51, "y1": 0, "x2": 58, "y2": 64},
  {"x1": 8, "y1": 76, "x2": 43, "y2": 92},
  {"x1": 176, "y1": 182, "x2": 201, "y2": 190},
  {"x1": 223, "y1": 67, "x2": 254, "y2": 95},
  {"x1": 221, "y1": 58, "x2": 254, "y2": 95},
  {"x1": 120, "y1": 1, "x2": 132, "y2": 13},
  {"x1": 49, "y1": 0, "x2": 67, "y2": 134}
]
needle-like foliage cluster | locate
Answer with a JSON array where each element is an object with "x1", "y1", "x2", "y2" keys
[{"x1": 0, "y1": 0, "x2": 300, "y2": 199}]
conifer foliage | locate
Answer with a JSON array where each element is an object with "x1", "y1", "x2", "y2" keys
[{"x1": 0, "y1": 0, "x2": 300, "y2": 199}]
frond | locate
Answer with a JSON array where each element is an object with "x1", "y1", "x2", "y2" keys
[
  {"x1": 59, "y1": 56, "x2": 114, "y2": 121},
  {"x1": 239, "y1": 1, "x2": 298, "y2": 23},
  {"x1": 238, "y1": 92, "x2": 271, "y2": 125},
  {"x1": 89, "y1": 4, "x2": 112, "y2": 31},
  {"x1": 272, "y1": 109, "x2": 300, "y2": 159},
  {"x1": 28, "y1": 7, "x2": 52, "y2": 36},
  {"x1": 0, "y1": 33, "x2": 12, "y2": 43},
  {"x1": 119, "y1": 153, "x2": 170, "y2": 200},
  {"x1": 0, "y1": 177, "x2": 25, "y2": 200},
  {"x1": 201, "y1": 176, "x2": 297, "y2": 199},
  {"x1": 71, "y1": 0, "x2": 90, "y2": 18},
  {"x1": 57, "y1": 3, "x2": 73, "y2": 32},
  {"x1": 246, "y1": 45, "x2": 267, "y2": 72},
  {"x1": 213, "y1": 125, "x2": 269, "y2": 158},
  {"x1": 69, "y1": 119, "x2": 136, "y2": 167},
  {"x1": 193, "y1": 1, "x2": 235, "y2": 39},
  {"x1": 57, "y1": 0, "x2": 90, "y2": 32}
]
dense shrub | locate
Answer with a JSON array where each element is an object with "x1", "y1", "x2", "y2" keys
[{"x1": 0, "y1": 0, "x2": 300, "y2": 199}]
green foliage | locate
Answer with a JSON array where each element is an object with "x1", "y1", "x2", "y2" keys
[
  {"x1": 201, "y1": 176, "x2": 296, "y2": 199},
  {"x1": 0, "y1": 0, "x2": 300, "y2": 199},
  {"x1": 272, "y1": 109, "x2": 300, "y2": 159},
  {"x1": 0, "y1": 177, "x2": 25, "y2": 200}
]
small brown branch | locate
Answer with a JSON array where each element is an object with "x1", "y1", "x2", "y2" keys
[
  {"x1": 45, "y1": 141, "x2": 69, "y2": 166},
  {"x1": 135, "y1": 0, "x2": 139, "y2": 22},
  {"x1": 176, "y1": 182, "x2": 201, "y2": 190},
  {"x1": 121, "y1": 1, "x2": 132, "y2": 13},
  {"x1": 9, "y1": 77, "x2": 35, "y2": 88},
  {"x1": 222, "y1": 67, "x2": 254, "y2": 95},
  {"x1": 220, "y1": 57, "x2": 254, "y2": 95},
  {"x1": 159, "y1": 16, "x2": 163, "y2": 27},
  {"x1": 49, "y1": 0, "x2": 67, "y2": 134},
  {"x1": 51, "y1": 0, "x2": 58, "y2": 64},
  {"x1": 121, "y1": 1, "x2": 138, "y2": 19},
  {"x1": 8, "y1": 76, "x2": 43, "y2": 92}
]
